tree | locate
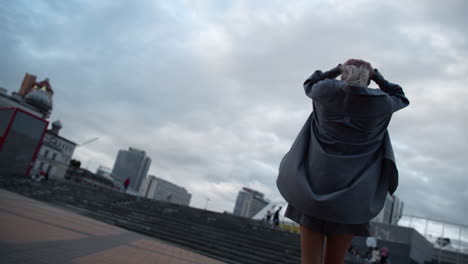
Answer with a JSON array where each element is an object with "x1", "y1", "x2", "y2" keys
[{"x1": 70, "y1": 159, "x2": 81, "y2": 168}]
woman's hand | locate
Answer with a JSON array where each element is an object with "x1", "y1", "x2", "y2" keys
[{"x1": 325, "y1": 64, "x2": 343, "y2": 79}]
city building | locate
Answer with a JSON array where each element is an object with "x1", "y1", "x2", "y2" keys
[
  {"x1": 96, "y1": 165, "x2": 113, "y2": 180},
  {"x1": 0, "y1": 107, "x2": 48, "y2": 176},
  {"x1": 0, "y1": 74, "x2": 56, "y2": 177},
  {"x1": 111, "y1": 147, "x2": 151, "y2": 191},
  {"x1": 31, "y1": 121, "x2": 76, "y2": 180},
  {"x1": 233, "y1": 187, "x2": 269, "y2": 218},
  {"x1": 0, "y1": 88, "x2": 42, "y2": 117},
  {"x1": 65, "y1": 167, "x2": 117, "y2": 191},
  {"x1": 18, "y1": 73, "x2": 37, "y2": 96},
  {"x1": 140, "y1": 175, "x2": 192, "y2": 206},
  {"x1": 371, "y1": 194, "x2": 404, "y2": 225},
  {"x1": 0, "y1": 73, "x2": 54, "y2": 119}
]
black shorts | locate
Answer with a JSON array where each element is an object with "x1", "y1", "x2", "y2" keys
[{"x1": 284, "y1": 204, "x2": 370, "y2": 237}]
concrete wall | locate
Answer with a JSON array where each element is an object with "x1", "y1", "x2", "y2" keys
[{"x1": 366, "y1": 222, "x2": 433, "y2": 264}]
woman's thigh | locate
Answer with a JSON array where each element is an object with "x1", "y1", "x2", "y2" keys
[
  {"x1": 324, "y1": 233, "x2": 354, "y2": 264},
  {"x1": 300, "y1": 225, "x2": 325, "y2": 264}
]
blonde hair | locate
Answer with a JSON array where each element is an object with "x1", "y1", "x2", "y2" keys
[{"x1": 341, "y1": 65, "x2": 370, "y2": 87}]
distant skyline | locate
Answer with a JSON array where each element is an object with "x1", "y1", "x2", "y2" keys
[{"x1": 1, "y1": 0, "x2": 467, "y2": 226}]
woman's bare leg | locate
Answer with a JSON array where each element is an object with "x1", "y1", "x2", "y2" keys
[
  {"x1": 300, "y1": 225, "x2": 325, "y2": 264},
  {"x1": 323, "y1": 233, "x2": 353, "y2": 264}
]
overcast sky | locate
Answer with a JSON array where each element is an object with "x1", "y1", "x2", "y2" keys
[{"x1": 1, "y1": 0, "x2": 467, "y2": 227}]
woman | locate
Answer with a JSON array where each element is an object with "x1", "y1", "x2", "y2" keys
[{"x1": 276, "y1": 59, "x2": 409, "y2": 264}]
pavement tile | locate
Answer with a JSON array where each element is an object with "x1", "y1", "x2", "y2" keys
[
  {"x1": 0, "y1": 189, "x2": 226, "y2": 264},
  {"x1": 0, "y1": 211, "x2": 87, "y2": 244},
  {"x1": 0, "y1": 195, "x2": 122, "y2": 236},
  {"x1": 131, "y1": 239, "x2": 226, "y2": 264}
]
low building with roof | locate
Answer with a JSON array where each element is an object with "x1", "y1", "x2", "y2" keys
[
  {"x1": 31, "y1": 120, "x2": 76, "y2": 180},
  {"x1": 65, "y1": 167, "x2": 117, "y2": 191},
  {"x1": 140, "y1": 175, "x2": 192, "y2": 206}
]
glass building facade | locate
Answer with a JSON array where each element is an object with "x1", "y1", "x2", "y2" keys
[{"x1": 0, "y1": 108, "x2": 48, "y2": 177}]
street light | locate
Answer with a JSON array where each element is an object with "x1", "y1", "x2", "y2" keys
[
  {"x1": 75, "y1": 137, "x2": 99, "y2": 170},
  {"x1": 205, "y1": 197, "x2": 211, "y2": 210}
]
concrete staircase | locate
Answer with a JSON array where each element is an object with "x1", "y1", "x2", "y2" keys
[{"x1": 0, "y1": 176, "x2": 366, "y2": 264}]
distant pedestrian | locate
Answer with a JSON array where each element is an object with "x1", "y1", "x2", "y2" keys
[
  {"x1": 122, "y1": 178, "x2": 130, "y2": 192},
  {"x1": 265, "y1": 210, "x2": 272, "y2": 223},
  {"x1": 370, "y1": 247, "x2": 381, "y2": 264},
  {"x1": 348, "y1": 245, "x2": 358, "y2": 257},
  {"x1": 273, "y1": 206, "x2": 282, "y2": 228},
  {"x1": 366, "y1": 236, "x2": 378, "y2": 259},
  {"x1": 380, "y1": 247, "x2": 390, "y2": 264},
  {"x1": 32, "y1": 171, "x2": 46, "y2": 182}
]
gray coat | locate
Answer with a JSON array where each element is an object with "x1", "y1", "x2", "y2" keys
[{"x1": 276, "y1": 66, "x2": 409, "y2": 224}]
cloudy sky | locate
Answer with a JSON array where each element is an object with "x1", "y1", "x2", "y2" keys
[{"x1": 1, "y1": 0, "x2": 467, "y2": 227}]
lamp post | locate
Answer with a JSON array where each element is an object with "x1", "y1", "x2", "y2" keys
[
  {"x1": 75, "y1": 137, "x2": 99, "y2": 170},
  {"x1": 205, "y1": 197, "x2": 211, "y2": 210}
]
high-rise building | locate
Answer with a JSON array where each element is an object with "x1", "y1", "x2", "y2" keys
[
  {"x1": 140, "y1": 175, "x2": 192, "y2": 206},
  {"x1": 233, "y1": 187, "x2": 269, "y2": 218},
  {"x1": 111, "y1": 147, "x2": 151, "y2": 191},
  {"x1": 372, "y1": 194, "x2": 404, "y2": 225}
]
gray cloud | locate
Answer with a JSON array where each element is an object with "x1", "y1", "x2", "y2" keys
[{"x1": 1, "y1": 0, "x2": 467, "y2": 225}]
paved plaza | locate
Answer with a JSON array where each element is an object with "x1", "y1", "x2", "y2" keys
[{"x1": 0, "y1": 189, "x2": 226, "y2": 264}]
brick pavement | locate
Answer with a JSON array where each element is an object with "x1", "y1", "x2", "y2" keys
[{"x1": 0, "y1": 189, "x2": 226, "y2": 264}]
